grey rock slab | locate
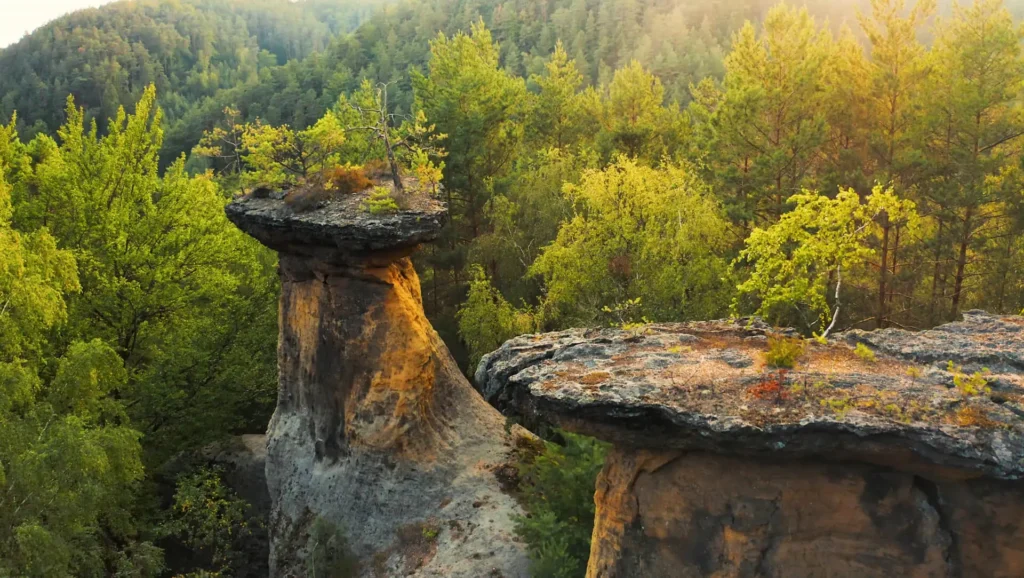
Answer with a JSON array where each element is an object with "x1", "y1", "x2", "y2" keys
[
  {"x1": 225, "y1": 189, "x2": 447, "y2": 257},
  {"x1": 476, "y1": 315, "x2": 1024, "y2": 480}
]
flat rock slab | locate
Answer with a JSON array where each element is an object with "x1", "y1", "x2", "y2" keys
[
  {"x1": 477, "y1": 313, "x2": 1024, "y2": 480},
  {"x1": 225, "y1": 189, "x2": 446, "y2": 256}
]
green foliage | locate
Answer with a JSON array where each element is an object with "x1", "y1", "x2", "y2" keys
[
  {"x1": 4, "y1": 0, "x2": 1024, "y2": 572},
  {"x1": 0, "y1": 0, "x2": 381, "y2": 151},
  {"x1": 854, "y1": 343, "x2": 877, "y2": 363},
  {"x1": 0, "y1": 172, "x2": 79, "y2": 363},
  {"x1": 736, "y1": 186, "x2": 919, "y2": 332},
  {"x1": 362, "y1": 186, "x2": 401, "y2": 215},
  {"x1": 514, "y1": 432, "x2": 608, "y2": 578},
  {"x1": 335, "y1": 80, "x2": 447, "y2": 192},
  {"x1": 457, "y1": 266, "x2": 537, "y2": 370},
  {"x1": 763, "y1": 335, "x2": 806, "y2": 369},
  {"x1": 601, "y1": 298, "x2": 650, "y2": 330},
  {"x1": 306, "y1": 518, "x2": 359, "y2": 578},
  {"x1": 947, "y1": 361, "x2": 993, "y2": 396},
  {"x1": 0, "y1": 121, "x2": 156, "y2": 578},
  {"x1": 531, "y1": 157, "x2": 732, "y2": 327},
  {"x1": 239, "y1": 112, "x2": 347, "y2": 188},
  {"x1": 413, "y1": 21, "x2": 530, "y2": 303},
  {"x1": 596, "y1": 60, "x2": 686, "y2": 163},
  {"x1": 165, "y1": 467, "x2": 261, "y2": 575},
  {"x1": 12, "y1": 87, "x2": 280, "y2": 460},
  {"x1": 692, "y1": 4, "x2": 831, "y2": 224},
  {"x1": 421, "y1": 525, "x2": 439, "y2": 540}
]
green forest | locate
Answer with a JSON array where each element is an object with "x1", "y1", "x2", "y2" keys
[{"x1": 1, "y1": 0, "x2": 1024, "y2": 575}]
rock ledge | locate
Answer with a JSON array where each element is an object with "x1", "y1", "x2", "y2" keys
[
  {"x1": 225, "y1": 189, "x2": 446, "y2": 257},
  {"x1": 478, "y1": 314, "x2": 1024, "y2": 480}
]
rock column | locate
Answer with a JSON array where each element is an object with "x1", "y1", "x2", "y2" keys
[{"x1": 227, "y1": 191, "x2": 529, "y2": 577}]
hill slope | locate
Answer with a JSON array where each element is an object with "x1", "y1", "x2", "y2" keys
[{"x1": 0, "y1": 0, "x2": 386, "y2": 138}]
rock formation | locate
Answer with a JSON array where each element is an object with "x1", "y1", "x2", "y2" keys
[
  {"x1": 478, "y1": 313, "x2": 1024, "y2": 577},
  {"x1": 226, "y1": 190, "x2": 530, "y2": 577}
]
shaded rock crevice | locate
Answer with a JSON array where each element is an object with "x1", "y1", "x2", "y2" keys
[{"x1": 912, "y1": 475, "x2": 962, "y2": 578}]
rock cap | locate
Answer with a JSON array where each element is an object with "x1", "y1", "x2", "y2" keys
[
  {"x1": 477, "y1": 313, "x2": 1024, "y2": 480},
  {"x1": 225, "y1": 187, "x2": 447, "y2": 258}
]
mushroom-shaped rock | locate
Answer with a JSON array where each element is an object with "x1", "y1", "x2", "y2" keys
[
  {"x1": 227, "y1": 189, "x2": 529, "y2": 577},
  {"x1": 478, "y1": 314, "x2": 1024, "y2": 578}
]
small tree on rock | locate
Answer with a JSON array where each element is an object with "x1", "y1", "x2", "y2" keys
[{"x1": 337, "y1": 80, "x2": 445, "y2": 194}]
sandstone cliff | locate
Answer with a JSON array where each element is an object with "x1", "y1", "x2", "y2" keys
[
  {"x1": 479, "y1": 313, "x2": 1024, "y2": 577},
  {"x1": 227, "y1": 190, "x2": 530, "y2": 577}
]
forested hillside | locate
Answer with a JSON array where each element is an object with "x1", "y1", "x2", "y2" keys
[
  {"x1": 167, "y1": 0, "x2": 869, "y2": 164},
  {"x1": 1, "y1": 0, "x2": 1024, "y2": 575},
  {"x1": 0, "y1": 0, "x2": 386, "y2": 141}
]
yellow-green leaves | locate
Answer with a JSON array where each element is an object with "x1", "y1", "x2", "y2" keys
[
  {"x1": 457, "y1": 265, "x2": 537, "y2": 370},
  {"x1": 0, "y1": 168, "x2": 79, "y2": 364},
  {"x1": 736, "y1": 186, "x2": 919, "y2": 332},
  {"x1": 241, "y1": 111, "x2": 346, "y2": 188},
  {"x1": 531, "y1": 158, "x2": 732, "y2": 327}
]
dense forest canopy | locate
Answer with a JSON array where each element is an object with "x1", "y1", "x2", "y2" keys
[
  {"x1": 0, "y1": 0, "x2": 388, "y2": 142},
  {"x1": 1, "y1": 0, "x2": 1024, "y2": 575}
]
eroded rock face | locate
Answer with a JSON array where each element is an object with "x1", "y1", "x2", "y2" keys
[
  {"x1": 590, "y1": 449, "x2": 1024, "y2": 578},
  {"x1": 478, "y1": 314, "x2": 1024, "y2": 577},
  {"x1": 227, "y1": 191, "x2": 529, "y2": 577}
]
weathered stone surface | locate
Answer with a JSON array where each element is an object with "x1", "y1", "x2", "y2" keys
[
  {"x1": 477, "y1": 314, "x2": 1024, "y2": 577},
  {"x1": 227, "y1": 193, "x2": 529, "y2": 577},
  {"x1": 477, "y1": 315, "x2": 1024, "y2": 479},
  {"x1": 226, "y1": 189, "x2": 446, "y2": 259},
  {"x1": 589, "y1": 448, "x2": 1024, "y2": 578},
  {"x1": 844, "y1": 310, "x2": 1024, "y2": 375}
]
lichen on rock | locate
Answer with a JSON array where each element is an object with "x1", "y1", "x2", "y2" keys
[{"x1": 477, "y1": 315, "x2": 1024, "y2": 479}]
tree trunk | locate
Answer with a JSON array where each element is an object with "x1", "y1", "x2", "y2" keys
[
  {"x1": 877, "y1": 211, "x2": 890, "y2": 329},
  {"x1": 381, "y1": 129, "x2": 404, "y2": 194},
  {"x1": 995, "y1": 232, "x2": 1014, "y2": 312},
  {"x1": 889, "y1": 226, "x2": 900, "y2": 322},
  {"x1": 929, "y1": 219, "x2": 945, "y2": 324},
  {"x1": 950, "y1": 208, "x2": 972, "y2": 319}
]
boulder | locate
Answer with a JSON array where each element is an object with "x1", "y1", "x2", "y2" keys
[
  {"x1": 227, "y1": 189, "x2": 530, "y2": 577},
  {"x1": 478, "y1": 315, "x2": 1024, "y2": 577}
]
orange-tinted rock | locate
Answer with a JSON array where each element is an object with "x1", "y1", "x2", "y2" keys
[
  {"x1": 227, "y1": 190, "x2": 529, "y2": 577},
  {"x1": 591, "y1": 449, "x2": 963, "y2": 577},
  {"x1": 934, "y1": 478, "x2": 1024, "y2": 576},
  {"x1": 589, "y1": 448, "x2": 1024, "y2": 577},
  {"x1": 478, "y1": 315, "x2": 1024, "y2": 577}
]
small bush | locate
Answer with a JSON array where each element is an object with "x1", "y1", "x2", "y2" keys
[
  {"x1": 764, "y1": 335, "x2": 805, "y2": 369},
  {"x1": 306, "y1": 518, "x2": 359, "y2": 578},
  {"x1": 362, "y1": 186, "x2": 400, "y2": 215},
  {"x1": 747, "y1": 370, "x2": 790, "y2": 403},
  {"x1": 165, "y1": 467, "x2": 261, "y2": 576},
  {"x1": 854, "y1": 343, "x2": 876, "y2": 362},
  {"x1": 947, "y1": 361, "x2": 992, "y2": 396},
  {"x1": 284, "y1": 185, "x2": 331, "y2": 212},
  {"x1": 514, "y1": 431, "x2": 608, "y2": 578},
  {"x1": 955, "y1": 405, "x2": 998, "y2": 428},
  {"x1": 323, "y1": 166, "x2": 372, "y2": 194}
]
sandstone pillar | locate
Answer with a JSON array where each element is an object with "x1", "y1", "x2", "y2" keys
[{"x1": 227, "y1": 190, "x2": 529, "y2": 577}]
